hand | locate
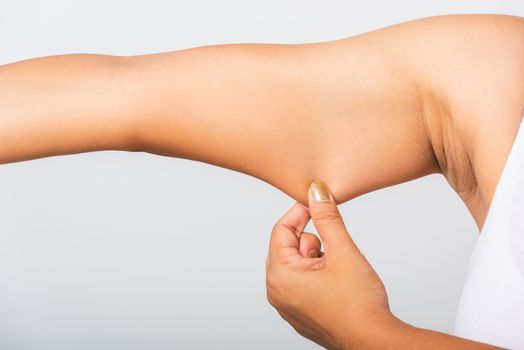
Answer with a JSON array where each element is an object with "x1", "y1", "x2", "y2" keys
[{"x1": 266, "y1": 180, "x2": 398, "y2": 349}]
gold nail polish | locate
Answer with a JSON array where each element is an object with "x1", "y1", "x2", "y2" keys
[
  {"x1": 309, "y1": 180, "x2": 331, "y2": 203},
  {"x1": 308, "y1": 250, "x2": 319, "y2": 258}
]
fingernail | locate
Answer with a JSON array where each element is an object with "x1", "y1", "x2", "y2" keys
[
  {"x1": 308, "y1": 249, "x2": 319, "y2": 258},
  {"x1": 309, "y1": 180, "x2": 331, "y2": 203}
]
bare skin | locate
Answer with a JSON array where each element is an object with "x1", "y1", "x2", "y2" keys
[
  {"x1": 0, "y1": 14, "x2": 523, "y2": 347},
  {"x1": 267, "y1": 180, "x2": 502, "y2": 349},
  {"x1": 1, "y1": 15, "x2": 523, "y2": 230}
]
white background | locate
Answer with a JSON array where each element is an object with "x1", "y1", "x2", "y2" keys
[{"x1": 0, "y1": 1, "x2": 522, "y2": 349}]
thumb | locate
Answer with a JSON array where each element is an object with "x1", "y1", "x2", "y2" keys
[{"x1": 308, "y1": 180, "x2": 355, "y2": 255}]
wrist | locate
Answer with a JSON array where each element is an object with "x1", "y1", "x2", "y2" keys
[{"x1": 336, "y1": 312, "x2": 411, "y2": 350}]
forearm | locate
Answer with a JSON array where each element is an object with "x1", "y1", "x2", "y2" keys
[
  {"x1": 401, "y1": 326, "x2": 502, "y2": 350},
  {"x1": 353, "y1": 317, "x2": 502, "y2": 350},
  {"x1": 0, "y1": 54, "x2": 135, "y2": 162},
  {"x1": 336, "y1": 315, "x2": 502, "y2": 350}
]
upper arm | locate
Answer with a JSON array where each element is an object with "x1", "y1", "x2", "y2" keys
[{"x1": 127, "y1": 38, "x2": 437, "y2": 205}]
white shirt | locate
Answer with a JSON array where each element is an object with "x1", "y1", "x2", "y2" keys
[{"x1": 454, "y1": 115, "x2": 524, "y2": 349}]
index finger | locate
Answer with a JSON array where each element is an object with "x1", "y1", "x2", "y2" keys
[{"x1": 268, "y1": 202, "x2": 311, "y2": 263}]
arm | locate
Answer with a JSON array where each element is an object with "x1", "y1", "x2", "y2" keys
[
  {"x1": 0, "y1": 54, "x2": 135, "y2": 162},
  {"x1": 3, "y1": 14, "x2": 522, "y2": 223},
  {"x1": 125, "y1": 40, "x2": 436, "y2": 206},
  {"x1": 0, "y1": 29, "x2": 436, "y2": 206},
  {"x1": 266, "y1": 180, "x2": 502, "y2": 349},
  {"x1": 381, "y1": 322, "x2": 501, "y2": 350}
]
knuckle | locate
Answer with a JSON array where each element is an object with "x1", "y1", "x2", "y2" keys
[
  {"x1": 271, "y1": 220, "x2": 302, "y2": 238},
  {"x1": 314, "y1": 209, "x2": 342, "y2": 225}
]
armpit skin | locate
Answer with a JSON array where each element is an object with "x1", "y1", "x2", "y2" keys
[{"x1": 0, "y1": 14, "x2": 523, "y2": 231}]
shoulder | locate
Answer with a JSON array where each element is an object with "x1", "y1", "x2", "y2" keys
[
  {"x1": 376, "y1": 14, "x2": 524, "y2": 229},
  {"x1": 414, "y1": 14, "x2": 524, "y2": 229}
]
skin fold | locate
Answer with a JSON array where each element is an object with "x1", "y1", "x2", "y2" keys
[{"x1": 0, "y1": 13, "x2": 523, "y2": 347}]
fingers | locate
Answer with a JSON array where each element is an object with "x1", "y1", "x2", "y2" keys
[
  {"x1": 268, "y1": 202, "x2": 311, "y2": 262},
  {"x1": 307, "y1": 180, "x2": 356, "y2": 255},
  {"x1": 299, "y1": 232, "x2": 321, "y2": 258},
  {"x1": 269, "y1": 179, "x2": 358, "y2": 263}
]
